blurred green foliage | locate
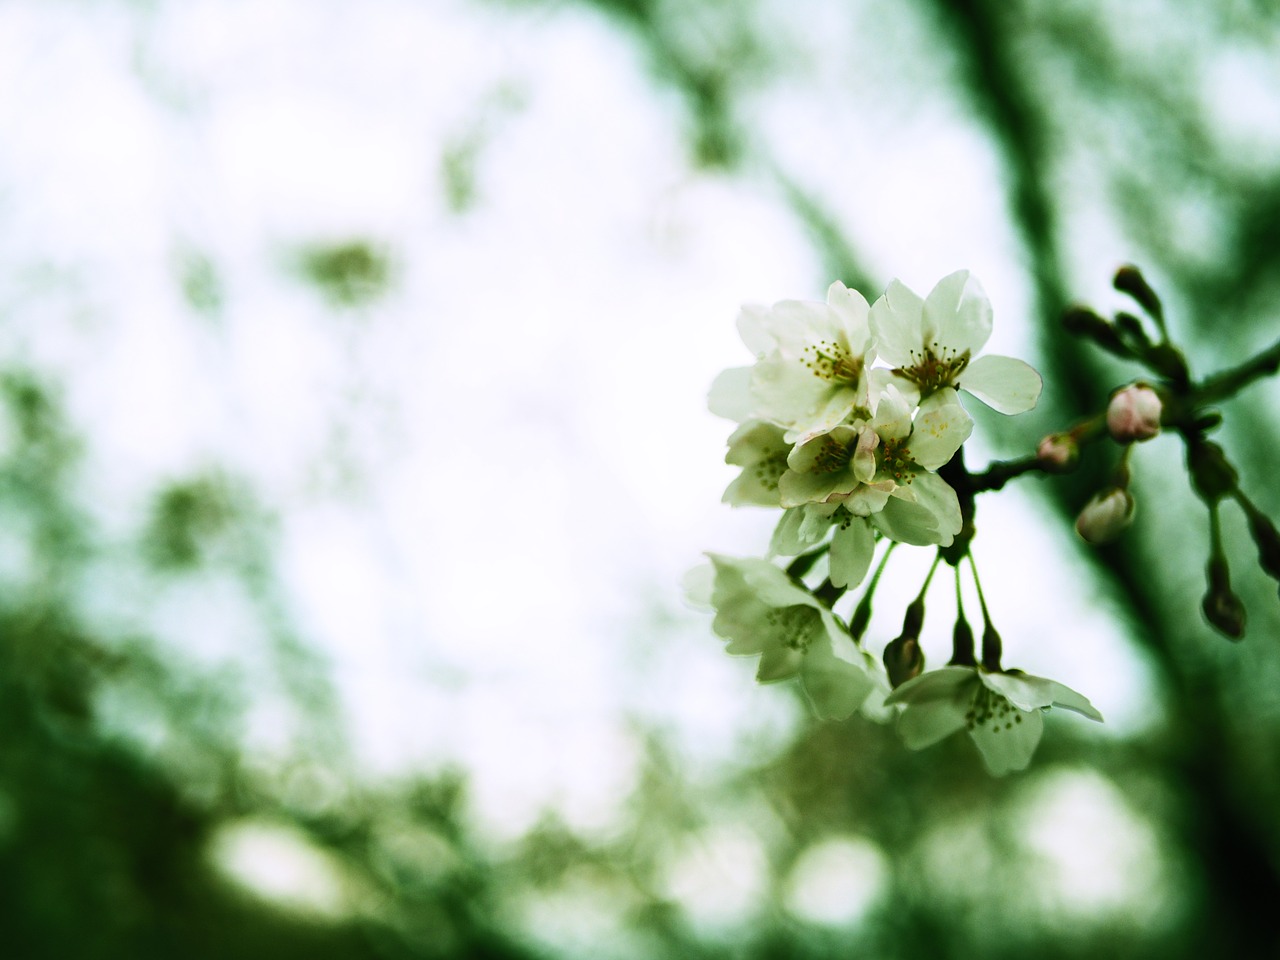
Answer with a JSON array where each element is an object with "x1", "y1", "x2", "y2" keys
[{"x1": 295, "y1": 241, "x2": 394, "y2": 309}]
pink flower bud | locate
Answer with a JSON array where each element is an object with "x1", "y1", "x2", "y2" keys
[
  {"x1": 1106, "y1": 383, "x2": 1162, "y2": 443},
  {"x1": 1075, "y1": 488, "x2": 1136, "y2": 544},
  {"x1": 1036, "y1": 433, "x2": 1079, "y2": 473}
]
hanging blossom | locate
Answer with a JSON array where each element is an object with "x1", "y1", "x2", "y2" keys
[
  {"x1": 870, "y1": 271, "x2": 1043, "y2": 415},
  {"x1": 684, "y1": 554, "x2": 888, "y2": 720},
  {"x1": 709, "y1": 282, "x2": 877, "y2": 440},
  {"x1": 884, "y1": 665, "x2": 1102, "y2": 775}
]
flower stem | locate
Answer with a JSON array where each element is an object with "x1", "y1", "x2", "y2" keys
[
  {"x1": 969, "y1": 552, "x2": 1003, "y2": 670},
  {"x1": 786, "y1": 542, "x2": 830, "y2": 580},
  {"x1": 950, "y1": 563, "x2": 976, "y2": 666},
  {"x1": 849, "y1": 541, "x2": 897, "y2": 640},
  {"x1": 1194, "y1": 335, "x2": 1280, "y2": 407}
]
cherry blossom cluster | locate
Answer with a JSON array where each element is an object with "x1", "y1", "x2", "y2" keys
[
  {"x1": 689, "y1": 272, "x2": 1102, "y2": 775},
  {"x1": 708, "y1": 271, "x2": 1041, "y2": 586},
  {"x1": 691, "y1": 263, "x2": 1280, "y2": 775}
]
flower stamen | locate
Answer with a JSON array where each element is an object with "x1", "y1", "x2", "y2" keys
[
  {"x1": 897, "y1": 343, "x2": 971, "y2": 394},
  {"x1": 802, "y1": 340, "x2": 863, "y2": 384}
]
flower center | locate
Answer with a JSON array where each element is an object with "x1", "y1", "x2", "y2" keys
[
  {"x1": 802, "y1": 339, "x2": 863, "y2": 384},
  {"x1": 807, "y1": 433, "x2": 855, "y2": 475},
  {"x1": 764, "y1": 606, "x2": 817, "y2": 651},
  {"x1": 965, "y1": 684, "x2": 1025, "y2": 733},
  {"x1": 897, "y1": 343, "x2": 970, "y2": 394},
  {"x1": 879, "y1": 438, "x2": 914, "y2": 483},
  {"x1": 750, "y1": 451, "x2": 789, "y2": 493}
]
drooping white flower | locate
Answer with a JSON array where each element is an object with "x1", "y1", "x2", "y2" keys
[
  {"x1": 869, "y1": 271, "x2": 1043, "y2": 415},
  {"x1": 885, "y1": 665, "x2": 1103, "y2": 775},
  {"x1": 686, "y1": 554, "x2": 884, "y2": 719},
  {"x1": 709, "y1": 282, "x2": 876, "y2": 440}
]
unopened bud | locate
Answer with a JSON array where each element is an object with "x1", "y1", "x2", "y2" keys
[
  {"x1": 980, "y1": 621, "x2": 1004, "y2": 672},
  {"x1": 883, "y1": 634, "x2": 924, "y2": 688},
  {"x1": 1106, "y1": 383, "x2": 1163, "y2": 443},
  {"x1": 1061, "y1": 306, "x2": 1131, "y2": 357},
  {"x1": 1036, "y1": 432, "x2": 1079, "y2": 473},
  {"x1": 884, "y1": 598, "x2": 926, "y2": 687},
  {"x1": 1075, "y1": 487, "x2": 1135, "y2": 544},
  {"x1": 1203, "y1": 556, "x2": 1246, "y2": 640},
  {"x1": 949, "y1": 616, "x2": 976, "y2": 667},
  {"x1": 1243, "y1": 505, "x2": 1280, "y2": 584},
  {"x1": 1113, "y1": 311, "x2": 1151, "y2": 348},
  {"x1": 1186, "y1": 438, "x2": 1238, "y2": 504},
  {"x1": 1113, "y1": 265, "x2": 1164, "y2": 321}
]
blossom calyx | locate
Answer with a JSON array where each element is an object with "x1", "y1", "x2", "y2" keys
[
  {"x1": 1106, "y1": 383, "x2": 1163, "y2": 443},
  {"x1": 884, "y1": 635, "x2": 924, "y2": 688},
  {"x1": 1203, "y1": 555, "x2": 1246, "y2": 641},
  {"x1": 1186, "y1": 437, "x2": 1238, "y2": 504},
  {"x1": 1075, "y1": 487, "x2": 1135, "y2": 544}
]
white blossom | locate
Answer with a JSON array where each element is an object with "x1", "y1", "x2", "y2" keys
[
  {"x1": 885, "y1": 665, "x2": 1102, "y2": 775},
  {"x1": 686, "y1": 554, "x2": 885, "y2": 719},
  {"x1": 869, "y1": 271, "x2": 1042, "y2": 415},
  {"x1": 709, "y1": 282, "x2": 876, "y2": 440}
]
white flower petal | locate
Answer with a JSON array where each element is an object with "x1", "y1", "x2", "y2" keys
[
  {"x1": 757, "y1": 298, "x2": 842, "y2": 355},
  {"x1": 829, "y1": 519, "x2": 875, "y2": 588},
  {"x1": 896, "y1": 698, "x2": 972, "y2": 749},
  {"x1": 887, "y1": 668, "x2": 978, "y2": 749},
  {"x1": 984, "y1": 670, "x2": 1104, "y2": 720},
  {"x1": 871, "y1": 383, "x2": 915, "y2": 441},
  {"x1": 969, "y1": 705, "x2": 1043, "y2": 776},
  {"x1": 735, "y1": 303, "x2": 772, "y2": 355},
  {"x1": 981, "y1": 670, "x2": 1057, "y2": 710},
  {"x1": 960, "y1": 354, "x2": 1043, "y2": 415},
  {"x1": 682, "y1": 563, "x2": 715, "y2": 608},
  {"x1": 868, "y1": 368, "x2": 919, "y2": 411},
  {"x1": 857, "y1": 674, "x2": 896, "y2": 724},
  {"x1": 709, "y1": 366, "x2": 756, "y2": 421},
  {"x1": 873, "y1": 475, "x2": 960, "y2": 545},
  {"x1": 843, "y1": 480, "x2": 895, "y2": 517},
  {"x1": 905, "y1": 388, "x2": 973, "y2": 470},
  {"x1": 869, "y1": 280, "x2": 925, "y2": 367},
  {"x1": 922, "y1": 270, "x2": 992, "y2": 356},
  {"x1": 1046, "y1": 681, "x2": 1105, "y2": 722},
  {"x1": 756, "y1": 643, "x2": 806, "y2": 682},
  {"x1": 770, "y1": 507, "x2": 818, "y2": 557},
  {"x1": 827, "y1": 281, "x2": 874, "y2": 355},
  {"x1": 885, "y1": 666, "x2": 975, "y2": 705},
  {"x1": 723, "y1": 421, "x2": 789, "y2": 507},
  {"x1": 907, "y1": 472, "x2": 962, "y2": 537},
  {"x1": 708, "y1": 555, "x2": 807, "y2": 613},
  {"x1": 741, "y1": 565, "x2": 818, "y2": 610},
  {"x1": 801, "y1": 635, "x2": 875, "y2": 720}
]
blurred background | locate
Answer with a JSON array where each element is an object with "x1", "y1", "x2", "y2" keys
[{"x1": 2, "y1": 0, "x2": 1280, "y2": 956}]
